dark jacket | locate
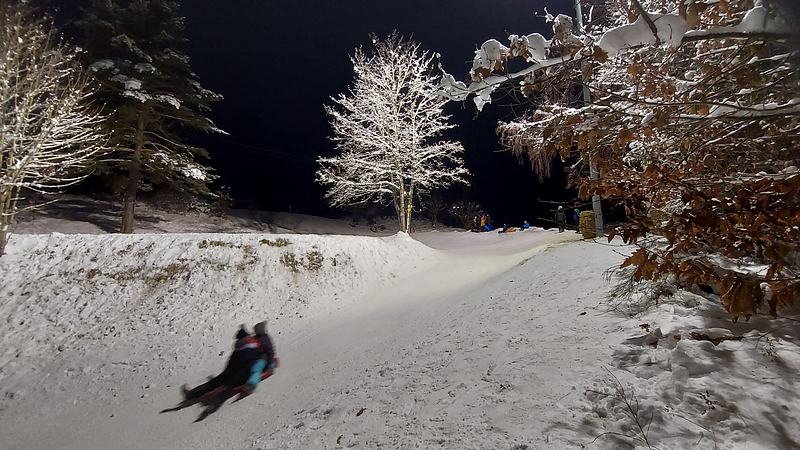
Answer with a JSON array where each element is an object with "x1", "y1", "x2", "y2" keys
[
  {"x1": 184, "y1": 334, "x2": 261, "y2": 399},
  {"x1": 224, "y1": 335, "x2": 261, "y2": 373},
  {"x1": 254, "y1": 333, "x2": 275, "y2": 364},
  {"x1": 555, "y1": 209, "x2": 567, "y2": 223}
]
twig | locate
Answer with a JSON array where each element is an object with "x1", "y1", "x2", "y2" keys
[{"x1": 630, "y1": 0, "x2": 660, "y2": 45}]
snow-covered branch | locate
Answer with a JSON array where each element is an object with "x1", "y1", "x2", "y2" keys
[
  {"x1": 318, "y1": 34, "x2": 469, "y2": 232},
  {"x1": 441, "y1": 0, "x2": 800, "y2": 319},
  {"x1": 0, "y1": 6, "x2": 107, "y2": 255}
]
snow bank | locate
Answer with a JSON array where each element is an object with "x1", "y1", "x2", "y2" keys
[
  {"x1": 574, "y1": 288, "x2": 800, "y2": 449},
  {"x1": 0, "y1": 232, "x2": 439, "y2": 397}
]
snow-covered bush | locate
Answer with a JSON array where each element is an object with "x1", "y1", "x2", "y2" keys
[
  {"x1": 0, "y1": 4, "x2": 106, "y2": 256},
  {"x1": 440, "y1": 0, "x2": 799, "y2": 320},
  {"x1": 318, "y1": 33, "x2": 469, "y2": 233}
]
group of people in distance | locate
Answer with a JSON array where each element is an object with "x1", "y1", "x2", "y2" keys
[
  {"x1": 472, "y1": 211, "x2": 495, "y2": 232},
  {"x1": 471, "y1": 211, "x2": 532, "y2": 234},
  {"x1": 473, "y1": 203, "x2": 584, "y2": 234}
]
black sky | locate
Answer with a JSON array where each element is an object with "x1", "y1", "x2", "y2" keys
[
  {"x1": 176, "y1": 0, "x2": 576, "y2": 224},
  {"x1": 42, "y1": 0, "x2": 577, "y2": 224}
]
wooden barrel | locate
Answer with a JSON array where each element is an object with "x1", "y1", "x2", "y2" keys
[{"x1": 579, "y1": 211, "x2": 596, "y2": 239}]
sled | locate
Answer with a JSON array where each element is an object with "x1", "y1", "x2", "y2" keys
[
  {"x1": 160, "y1": 357, "x2": 279, "y2": 421},
  {"x1": 201, "y1": 357, "x2": 280, "y2": 401}
]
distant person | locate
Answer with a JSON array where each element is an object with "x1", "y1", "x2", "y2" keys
[
  {"x1": 555, "y1": 206, "x2": 567, "y2": 233},
  {"x1": 574, "y1": 207, "x2": 581, "y2": 225},
  {"x1": 499, "y1": 223, "x2": 517, "y2": 233},
  {"x1": 522, "y1": 220, "x2": 530, "y2": 230},
  {"x1": 242, "y1": 321, "x2": 277, "y2": 395},
  {"x1": 182, "y1": 325, "x2": 261, "y2": 402}
]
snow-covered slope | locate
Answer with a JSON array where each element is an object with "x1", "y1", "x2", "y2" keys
[
  {"x1": 1, "y1": 230, "x2": 797, "y2": 450},
  {"x1": 0, "y1": 232, "x2": 438, "y2": 397}
]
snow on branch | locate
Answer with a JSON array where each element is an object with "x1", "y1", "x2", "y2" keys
[
  {"x1": 0, "y1": 6, "x2": 108, "y2": 255},
  {"x1": 318, "y1": 33, "x2": 469, "y2": 232},
  {"x1": 440, "y1": 0, "x2": 800, "y2": 320},
  {"x1": 438, "y1": 0, "x2": 793, "y2": 110}
]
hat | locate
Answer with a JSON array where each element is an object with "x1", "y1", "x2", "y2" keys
[
  {"x1": 254, "y1": 321, "x2": 267, "y2": 336},
  {"x1": 558, "y1": 206, "x2": 563, "y2": 210},
  {"x1": 235, "y1": 325, "x2": 249, "y2": 340}
]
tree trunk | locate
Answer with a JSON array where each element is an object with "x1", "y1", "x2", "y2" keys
[
  {"x1": 0, "y1": 226, "x2": 7, "y2": 257},
  {"x1": 404, "y1": 185, "x2": 414, "y2": 233},
  {"x1": 121, "y1": 113, "x2": 145, "y2": 234},
  {"x1": 397, "y1": 182, "x2": 407, "y2": 232},
  {"x1": 0, "y1": 188, "x2": 13, "y2": 257}
]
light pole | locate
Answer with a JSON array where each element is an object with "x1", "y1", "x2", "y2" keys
[{"x1": 574, "y1": 0, "x2": 605, "y2": 238}]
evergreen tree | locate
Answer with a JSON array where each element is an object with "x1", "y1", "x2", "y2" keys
[{"x1": 79, "y1": 0, "x2": 224, "y2": 233}]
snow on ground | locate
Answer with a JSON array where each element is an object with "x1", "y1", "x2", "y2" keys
[
  {"x1": 0, "y1": 231, "x2": 436, "y2": 393},
  {"x1": 574, "y1": 284, "x2": 800, "y2": 450},
  {"x1": 11, "y1": 195, "x2": 425, "y2": 236},
  {"x1": 0, "y1": 225, "x2": 798, "y2": 449}
]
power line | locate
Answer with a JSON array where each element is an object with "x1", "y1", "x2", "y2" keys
[{"x1": 213, "y1": 137, "x2": 318, "y2": 163}]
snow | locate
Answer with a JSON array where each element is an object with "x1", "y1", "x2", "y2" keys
[
  {"x1": 471, "y1": 39, "x2": 508, "y2": 78},
  {"x1": 598, "y1": 13, "x2": 688, "y2": 57},
  {"x1": 509, "y1": 33, "x2": 548, "y2": 61},
  {"x1": 125, "y1": 79, "x2": 142, "y2": 91},
  {"x1": 89, "y1": 59, "x2": 115, "y2": 72},
  {"x1": 156, "y1": 94, "x2": 181, "y2": 110},
  {"x1": 182, "y1": 166, "x2": 205, "y2": 180},
  {"x1": 685, "y1": 1, "x2": 790, "y2": 39},
  {"x1": 122, "y1": 90, "x2": 150, "y2": 103},
  {"x1": 553, "y1": 14, "x2": 573, "y2": 34},
  {"x1": 576, "y1": 286, "x2": 800, "y2": 450},
  {"x1": 0, "y1": 232, "x2": 438, "y2": 379},
  {"x1": 0, "y1": 217, "x2": 797, "y2": 448},
  {"x1": 134, "y1": 63, "x2": 157, "y2": 74},
  {"x1": 10, "y1": 196, "x2": 417, "y2": 236}
]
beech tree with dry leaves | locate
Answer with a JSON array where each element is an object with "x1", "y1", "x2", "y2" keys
[{"x1": 440, "y1": 0, "x2": 799, "y2": 320}]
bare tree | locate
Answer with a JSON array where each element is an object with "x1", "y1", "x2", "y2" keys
[
  {"x1": 0, "y1": 5, "x2": 106, "y2": 256},
  {"x1": 449, "y1": 200, "x2": 482, "y2": 230},
  {"x1": 422, "y1": 193, "x2": 448, "y2": 228},
  {"x1": 318, "y1": 33, "x2": 469, "y2": 233}
]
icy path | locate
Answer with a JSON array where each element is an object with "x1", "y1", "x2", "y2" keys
[{"x1": 1, "y1": 231, "x2": 628, "y2": 449}]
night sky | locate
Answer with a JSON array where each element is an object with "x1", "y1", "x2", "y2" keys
[{"x1": 49, "y1": 1, "x2": 578, "y2": 225}]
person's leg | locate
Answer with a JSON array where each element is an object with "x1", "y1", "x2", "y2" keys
[
  {"x1": 245, "y1": 359, "x2": 267, "y2": 390},
  {"x1": 184, "y1": 371, "x2": 229, "y2": 400}
]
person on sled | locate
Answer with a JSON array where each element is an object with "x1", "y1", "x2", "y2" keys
[
  {"x1": 241, "y1": 320, "x2": 277, "y2": 395},
  {"x1": 181, "y1": 325, "x2": 260, "y2": 401}
]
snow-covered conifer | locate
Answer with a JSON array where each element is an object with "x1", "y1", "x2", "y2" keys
[
  {"x1": 318, "y1": 34, "x2": 469, "y2": 233},
  {"x1": 79, "y1": 0, "x2": 225, "y2": 233},
  {"x1": 0, "y1": 5, "x2": 106, "y2": 256}
]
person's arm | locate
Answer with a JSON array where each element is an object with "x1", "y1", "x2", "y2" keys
[{"x1": 266, "y1": 336, "x2": 275, "y2": 363}]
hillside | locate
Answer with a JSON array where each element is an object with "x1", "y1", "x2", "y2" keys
[{"x1": 0, "y1": 227, "x2": 798, "y2": 449}]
